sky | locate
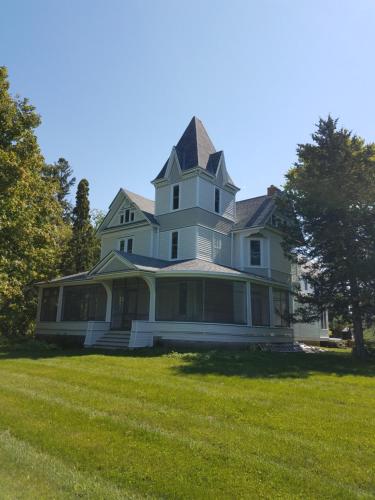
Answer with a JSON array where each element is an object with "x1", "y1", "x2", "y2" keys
[{"x1": 1, "y1": 0, "x2": 375, "y2": 212}]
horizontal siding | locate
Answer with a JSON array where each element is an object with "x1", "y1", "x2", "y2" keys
[
  {"x1": 100, "y1": 227, "x2": 152, "y2": 259},
  {"x1": 197, "y1": 226, "x2": 231, "y2": 265},
  {"x1": 157, "y1": 207, "x2": 233, "y2": 233},
  {"x1": 130, "y1": 320, "x2": 293, "y2": 348}
]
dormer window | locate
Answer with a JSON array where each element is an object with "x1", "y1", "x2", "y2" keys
[
  {"x1": 172, "y1": 184, "x2": 180, "y2": 210},
  {"x1": 250, "y1": 239, "x2": 261, "y2": 266},
  {"x1": 214, "y1": 188, "x2": 220, "y2": 213}
]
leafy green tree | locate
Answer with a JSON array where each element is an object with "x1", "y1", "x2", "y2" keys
[
  {"x1": 281, "y1": 116, "x2": 375, "y2": 358},
  {"x1": 43, "y1": 157, "x2": 76, "y2": 222},
  {"x1": 68, "y1": 179, "x2": 98, "y2": 273},
  {"x1": 0, "y1": 66, "x2": 65, "y2": 334}
]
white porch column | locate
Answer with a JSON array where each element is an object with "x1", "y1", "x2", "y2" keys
[
  {"x1": 246, "y1": 281, "x2": 252, "y2": 326},
  {"x1": 56, "y1": 286, "x2": 64, "y2": 322},
  {"x1": 144, "y1": 276, "x2": 156, "y2": 322},
  {"x1": 102, "y1": 281, "x2": 113, "y2": 323}
]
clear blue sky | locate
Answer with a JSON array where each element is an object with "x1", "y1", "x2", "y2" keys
[{"x1": 1, "y1": 0, "x2": 375, "y2": 211}]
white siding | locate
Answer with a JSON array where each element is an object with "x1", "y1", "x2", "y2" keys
[
  {"x1": 198, "y1": 178, "x2": 235, "y2": 220},
  {"x1": 155, "y1": 176, "x2": 198, "y2": 215},
  {"x1": 100, "y1": 226, "x2": 152, "y2": 259},
  {"x1": 108, "y1": 200, "x2": 146, "y2": 228},
  {"x1": 158, "y1": 227, "x2": 197, "y2": 260},
  {"x1": 197, "y1": 226, "x2": 231, "y2": 265}
]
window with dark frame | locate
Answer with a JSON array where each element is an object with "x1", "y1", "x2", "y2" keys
[
  {"x1": 125, "y1": 209, "x2": 130, "y2": 222},
  {"x1": 130, "y1": 211, "x2": 135, "y2": 221},
  {"x1": 214, "y1": 188, "x2": 220, "y2": 213},
  {"x1": 172, "y1": 184, "x2": 180, "y2": 210},
  {"x1": 120, "y1": 214, "x2": 124, "y2": 224},
  {"x1": 250, "y1": 240, "x2": 261, "y2": 266},
  {"x1": 171, "y1": 231, "x2": 178, "y2": 259},
  {"x1": 119, "y1": 240, "x2": 125, "y2": 252},
  {"x1": 127, "y1": 238, "x2": 133, "y2": 254}
]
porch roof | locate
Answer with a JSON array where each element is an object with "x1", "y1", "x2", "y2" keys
[{"x1": 37, "y1": 252, "x2": 289, "y2": 288}]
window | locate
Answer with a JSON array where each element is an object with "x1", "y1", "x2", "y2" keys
[
  {"x1": 172, "y1": 184, "x2": 180, "y2": 210},
  {"x1": 125, "y1": 209, "x2": 130, "y2": 223},
  {"x1": 120, "y1": 214, "x2": 124, "y2": 224},
  {"x1": 62, "y1": 285, "x2": 106, "y2": 321},
  {"x1": 130, "y1": 211, "x2": 135, "y2": 221},
  {"x1": 273, "y1": 288, "x2": 290, "y2": 327},
  {"x1": 251, "y1": 284, "x2": 270, "y2": 326},
  {"x1": 155, "y1": 278, "x2": 246, "y2": 324},
  {"x1": 171, "y1": 231, "x2": 178, "y2": 259},
  {"x1": 40, "y1": 287, "x2": 59, "y2": 321},
  {"x1": 120, "y1": 238, "x2": 133, "y2": 253},
  {"x1": 250, "y1": 240, "x2": 261, "y2": 266},
  {"x1": 127, "y1": 238, "x2": 133, "y2": 254},
  {"x1": 214, "y1": 188, "x2": 220, "y2": 213}
]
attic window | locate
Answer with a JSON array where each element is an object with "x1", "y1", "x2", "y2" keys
[
  {"x1": 172, "y1": 184, "x2": 180, "y2": 210},
  {"x1": 120, "y1": 214, "x2": 124, "y2": 224},
  {"x1": 214, "y1": 188, "x2": 220, "y2": 213},
  {"x1": 130, "y1": 211, "x2": 135, "y2": 221},
  {"x1": 125, "y1": 209, "x2": 130, "y2": 223}
]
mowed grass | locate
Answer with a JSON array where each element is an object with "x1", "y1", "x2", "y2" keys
[{"x1": 0, "y1": 339, "x2": 374, "y2": 499}]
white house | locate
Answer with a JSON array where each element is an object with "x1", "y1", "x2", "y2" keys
[{"x1": 36, "y1": 117, "x2": 328, "y2": 348}]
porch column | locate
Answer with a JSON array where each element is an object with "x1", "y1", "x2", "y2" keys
[
  {"x1": 145, "y1": 276, "x2": 156, "y2": 322},
  {"x1": 56, "y1": 286, "x2": 64, "y2": 322},
  {"x1": 102, "y1": 281, "x2": 113, "y2": 323},
  {"x1": 246, "y1": 281, "x2": 252, "y2": 326}
]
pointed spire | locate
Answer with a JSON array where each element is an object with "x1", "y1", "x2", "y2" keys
[{"x1": 175, "y1": 116, "x2": 216, "y2": 170}]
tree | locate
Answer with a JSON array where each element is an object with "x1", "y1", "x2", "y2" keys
[
  {"x1": 281, "y1": 116, "x2": 375, "y2": 358},
  {"x1": 68, "y1": 179, "x2": 98, "y2": 273},
  {"x1": 43, "y1": 158, "x2": 76, "y2": 222},
  {"x1": 0, "y1": 66, "x2": 65, "y2": 334}
]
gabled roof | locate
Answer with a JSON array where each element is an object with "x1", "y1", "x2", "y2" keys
[
  {"x1": 234, "y1": 194, "x2": 276, "y2": 230},
  {"x1": 97, "y1": 188, "x2": 158, "y2": 233},
  {"x1": 123, "y1": 189, "x2": 158, "y2": 225},
  {"x1": 155, "y1": 116, "x2": 218, "y2": 180}
]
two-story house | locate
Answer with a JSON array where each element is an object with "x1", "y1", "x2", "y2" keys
[{"x1": 36, "y1": 117, "x2": 328, "y2": 348}]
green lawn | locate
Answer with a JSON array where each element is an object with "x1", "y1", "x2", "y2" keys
[{"x1": 0, "y1": 339, "x2": 374, "y2": 499}]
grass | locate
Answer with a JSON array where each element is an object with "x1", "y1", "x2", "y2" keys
[{"x1": 0, "y1": 338, "x2": 374, "y2": 499}]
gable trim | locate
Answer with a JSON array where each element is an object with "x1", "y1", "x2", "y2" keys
[{"x1": 88, "y1": 250, "x2": 137, "y2": 276}]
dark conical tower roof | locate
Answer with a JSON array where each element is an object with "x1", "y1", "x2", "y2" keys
[{"x1": 155, "y1": 116, "x2": 218, "y2": 180}]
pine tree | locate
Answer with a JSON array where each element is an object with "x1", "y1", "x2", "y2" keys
[
  {"x1": 43, "y1": 157, "x2": 76, "y2": 222},
  {"x1": 69, "y1": 179, "x2": 97, "y2": 273},
  {"x1": 0, "y1": 66, "x2": 65, "y2": 334},
  {"x1": 281, "y1": 116, "x2": 375, "y2": 358}
]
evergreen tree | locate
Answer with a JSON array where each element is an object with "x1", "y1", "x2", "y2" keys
[
  {"x1": 281, "y1": 116, "x2": 375, "y2": 358},
  {"x1": 43, "y1": 157, "x2": 76, "y2": 222},
  {"x1": 0, "y1": 66, "x2": 65, "y2": 334},
  {"x1": 69, "y1": 179, "x2": 97, "y2": 273}
]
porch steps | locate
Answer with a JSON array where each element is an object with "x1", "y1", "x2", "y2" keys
[{"x1": 92, "y1": 330, "x2": 131, "y2": 350}]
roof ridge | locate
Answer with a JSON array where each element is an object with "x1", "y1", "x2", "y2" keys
[{"x1": 236, "y1": 194, "x2": 269, "y2": 204}]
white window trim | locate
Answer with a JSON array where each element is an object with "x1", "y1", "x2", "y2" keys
[
  {"x1": 170, "y1": 183, "x2": 181, "y2": 211},
  {"x1": 170, "y1": 230, "x2": 179, "y2": 260},
  {"x1": 248, "y1": 238, "x2": 263, "y2": 267},
  {"x1": 119, "y1": 236, "x2": 134, "y2": 253}
]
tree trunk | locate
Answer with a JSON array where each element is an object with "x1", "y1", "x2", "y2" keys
[{"x1": 351, "y1": 303, "x2": 367, "y2": 359}]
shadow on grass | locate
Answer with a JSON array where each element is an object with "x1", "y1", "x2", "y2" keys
[
  {"x1": 1, "y1": 336, "x2": 374, "y2": 379},
  {"x1": 171, "y1": 349, "x2": 375, "y2": 379}
]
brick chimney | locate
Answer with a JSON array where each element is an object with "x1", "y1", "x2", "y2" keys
[{"x1": 267, "y1": 185, "x2": 281, "y2": 196}]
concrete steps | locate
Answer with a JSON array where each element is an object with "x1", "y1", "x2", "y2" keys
[{"x1": 92, "y1": 330, "x2": 131, "y2": 349}]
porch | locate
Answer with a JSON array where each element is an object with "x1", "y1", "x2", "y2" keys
[{"x1": 36, "y1": 273, "x2": 293, "y2": 349}]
